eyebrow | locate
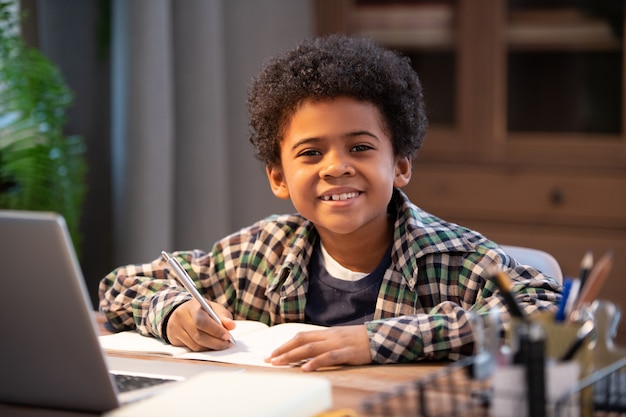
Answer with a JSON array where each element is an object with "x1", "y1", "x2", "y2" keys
[{"x1": 290, "y1": 131, "x2": 380, "y2": 151}]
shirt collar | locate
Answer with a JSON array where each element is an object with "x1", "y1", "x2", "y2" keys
[{"x1": 390, "y1": 188, "x2": 477, "y2": 284}]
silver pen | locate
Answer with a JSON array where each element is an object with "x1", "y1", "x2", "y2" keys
[{"x1": 161, "y1": 251, "x2": 236, "y2": 345}]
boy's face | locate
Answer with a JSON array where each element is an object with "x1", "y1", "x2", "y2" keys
[{"x1": 267, "y1": 96, "x2": 411, "y2": 241}]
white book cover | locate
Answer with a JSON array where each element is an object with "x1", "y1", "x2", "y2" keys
[{"x1": 105, "y1": 370, "x2": 333, "y2": 417}]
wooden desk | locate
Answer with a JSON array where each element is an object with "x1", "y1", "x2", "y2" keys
[
  {"x1": 104, "y1": 353, "x2": 443, "y2": 414},
  {"x1": 95, "y1": 313, "x2": 446, "y2": 415},
  {"x1": 0, "y1": 315, "x2": 447, "y2": 417}
]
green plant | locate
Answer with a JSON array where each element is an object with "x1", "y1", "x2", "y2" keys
[{"x1": 0, "y1": 0, "x2": 86, "y2": 251}]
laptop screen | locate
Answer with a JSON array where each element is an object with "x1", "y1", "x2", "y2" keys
[{"x1": 0, "y1": 210, "x2": 120, "y2": 412}]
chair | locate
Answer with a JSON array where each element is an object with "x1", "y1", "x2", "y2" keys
[{"x1": 501, "y1": 245, "x2": 563, "y2": 284}]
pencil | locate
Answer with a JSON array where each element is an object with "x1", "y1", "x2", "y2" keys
[
  {"x1": 494, "y1": 271, "x2": 528, "y2": 321},
  {"x1": 578, "y1": 250, "x2": 593, "y2": 290},
  {"x1": 573, "y1": 250, "x2": 614, "y2": 312}
]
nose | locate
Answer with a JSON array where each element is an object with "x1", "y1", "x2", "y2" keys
[{"x1": 319, "y1": 151, "x2": 355, "y2": 178}]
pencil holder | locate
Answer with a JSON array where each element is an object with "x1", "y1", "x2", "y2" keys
[
  {"x1": 534, "y1": 312, "x2": 594, "y2": 417},
  {"x1": 502, "y1": 313, "x2": 594, "y2": 417},
  {"x1": 536, "y1": 316, "x2": 592, "y2": 369}
]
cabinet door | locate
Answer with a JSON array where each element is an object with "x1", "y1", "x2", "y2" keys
[{"x1": 505, "y1": 1, "x2": 625, "y2": 168}]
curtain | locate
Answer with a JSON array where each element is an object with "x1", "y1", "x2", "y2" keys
[{"x1": 111, "y1": 0, "x2": 311, "y2": 265}]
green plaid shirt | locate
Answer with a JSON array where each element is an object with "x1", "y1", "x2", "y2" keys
[{"x1": 99, "y1": 189, "x2": 561, "y2": 363}]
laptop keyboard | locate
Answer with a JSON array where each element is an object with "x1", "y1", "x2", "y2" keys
[{"x1": 112, "y1": 372, "x2": 178, "y2": 393}]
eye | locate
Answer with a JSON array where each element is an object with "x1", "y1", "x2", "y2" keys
[
  {"x1": 351, "y1": 144, "x2": 373, "y2": 152},
  {"x1": 297, "y1": 149, "x2": 322, "y2": 158}
]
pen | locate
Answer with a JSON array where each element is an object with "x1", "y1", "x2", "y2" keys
[
  {"x1": 555, "y1": 278, "x2": 575, "y2": 322},
  {"x1": 161, "y1": 251, "x2": 236, "y2": 345},
  {"x1": 562, "y1": 278, "x2": 581, "y2": 320},
  {"x1": 494, "y1": 271, "x2": 528, "y2": 321}
]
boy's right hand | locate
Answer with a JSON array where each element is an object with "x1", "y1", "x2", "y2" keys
[{"x1": 166, "y1": 299, "x2": 236, "y2": 351}]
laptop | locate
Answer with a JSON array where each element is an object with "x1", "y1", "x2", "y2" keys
[{"x1": 0, "y1": 210, "x2": 220, "y2": 413}]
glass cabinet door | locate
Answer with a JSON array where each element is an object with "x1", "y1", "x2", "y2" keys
[
  {"x1": 505, "y1": 0, "x2": 624, "y2": 168},
  {"x1": 352, "y1": 0, "x2": 457, "y2": 131},
  {"x1": 507, "y1": 0, "x2": 623, "y2": 135}
]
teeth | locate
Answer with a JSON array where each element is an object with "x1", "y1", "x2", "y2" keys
[{"x1": 321, "y1": 192, "x2": 359, "y2": 201}]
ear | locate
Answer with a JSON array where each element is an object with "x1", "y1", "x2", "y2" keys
[
  {"x1": 266, "y1": 165, "x2": 291, "y2": 200},
  {"x1": 393, "y1": 156, "x2": 412, "y2": 188}
]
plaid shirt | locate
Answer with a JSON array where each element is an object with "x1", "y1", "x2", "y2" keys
[{"x1": 99, "y1": 189, "x2": 561, "y2": 363}]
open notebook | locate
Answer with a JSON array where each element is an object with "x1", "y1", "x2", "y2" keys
[
  {"x1": 0, "y1": 210, "x2": 332, "y2": 416},
  {"x1": 100, "y1": 321, "x2": 327, "y2": 367}
]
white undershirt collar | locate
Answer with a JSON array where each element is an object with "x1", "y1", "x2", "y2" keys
[{"x1": 319, "y1": 242, "x2": 369, "y2": 281}]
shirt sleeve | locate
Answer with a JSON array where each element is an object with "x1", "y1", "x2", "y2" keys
[
  {"x1": 365, "y1": 249, "x2": 562, "y2": 364},
  {"x1": 98, "y1": 250, "x2": 206, "y2": 340}
]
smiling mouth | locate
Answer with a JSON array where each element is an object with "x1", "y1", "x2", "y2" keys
[{"x1": 320, "y1": 192, "x2": 360, "y2": 201}]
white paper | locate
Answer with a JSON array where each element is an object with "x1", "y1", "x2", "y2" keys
[{"x1": 99, "y1": 321, "x2": 326, "y2": 367}]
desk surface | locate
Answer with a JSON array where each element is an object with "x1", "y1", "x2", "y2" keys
[
  {"x1": 93, "y1": 314, "x2": 445, "y2": 415},
  {"x1": 0, "y1": 314, "x2": 447, "y2": 417},
  {"x1": 105, "y1": 353, "x2": 444, "y2": 415}
]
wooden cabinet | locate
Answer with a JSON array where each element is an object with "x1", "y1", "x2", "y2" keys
[{"x1": 316, "y1": 0, "x2": 626, "y2": 342}]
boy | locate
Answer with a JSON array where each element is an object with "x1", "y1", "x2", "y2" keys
[{"x1": 99, "y1": 35, "x2": 561, "y2": 372}]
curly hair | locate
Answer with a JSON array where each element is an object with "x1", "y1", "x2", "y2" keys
[{"x1": 247, "y1": 34, "x2": 428, "y2": 168}]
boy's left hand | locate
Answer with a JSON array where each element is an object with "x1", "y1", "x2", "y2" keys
[{"x1": 264, "y1": 325, "x2": 372, "y2": 371}]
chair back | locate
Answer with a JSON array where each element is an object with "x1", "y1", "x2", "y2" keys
[{"x1": 501, "y1": 245, "x2": 563, "y2": 284}]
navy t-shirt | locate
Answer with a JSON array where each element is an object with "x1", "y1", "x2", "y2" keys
[{"x1": 305, "y1": 242, "x2": 391, "y2": 326}]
